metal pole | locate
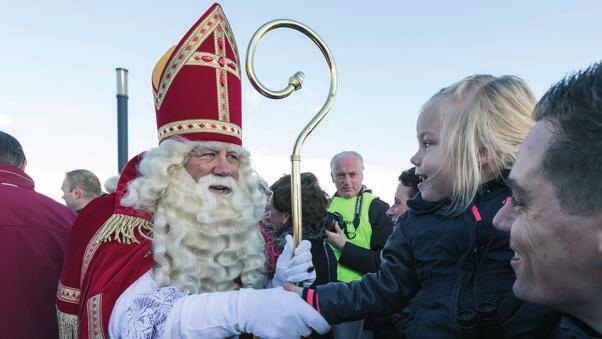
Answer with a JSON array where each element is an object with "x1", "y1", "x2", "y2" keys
[
  {"x1": 246, "y1": 20, "x2": 337, "y2": 247},
  {"x1": 116, "y1": 68, "x2": 129, "y2": 173}
]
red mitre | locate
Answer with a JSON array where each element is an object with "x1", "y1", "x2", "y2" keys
[{"x1": 152, "y1": 2, "x2": 243, "y2": 145}]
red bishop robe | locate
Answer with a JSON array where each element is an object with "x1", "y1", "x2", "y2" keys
[
  {"x1": 55, "y1": 155, "x2": 278, "y2": 338},
  {"x1": 56, "y1": 193, "x2": 154, "y2": 339}
]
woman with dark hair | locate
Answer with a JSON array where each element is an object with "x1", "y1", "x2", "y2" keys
[{"x1": 268, "y1": 172, "x2": 338, "y2": 289}]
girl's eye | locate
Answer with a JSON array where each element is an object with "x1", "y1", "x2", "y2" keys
[{"x1": 422, "y1": 140, "x2": 432, "y2": 149}]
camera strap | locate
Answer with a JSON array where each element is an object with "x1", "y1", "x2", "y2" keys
[
  {"x1": 345, "y1": 186, "x2": 368, "y2": 239},
  {"x1": 353, "y1": 186, "x2": 365, "y2": 228}
]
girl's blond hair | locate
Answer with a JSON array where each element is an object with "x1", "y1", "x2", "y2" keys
[{"x1": 429, "y1": 74, "x2": 535, "y2": 216}]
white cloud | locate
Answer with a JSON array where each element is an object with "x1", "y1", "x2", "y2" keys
[
  {"x1": 251, "y1": 150, "x2": 398, "y2": 206},
  {"x1": 0, "y1": 114, "x2": 13, "y2": 127},
  {"x1": 28, "y1": 157, "x2": 116, "y2": 204},
  {"x1": 243, "y1": 87, "x2": 263, "y2": 111},
  {"x1": 30, "y1": 148, "x2": 399, "y2": 207}
]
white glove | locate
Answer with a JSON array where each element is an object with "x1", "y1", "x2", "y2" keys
[
  {"x1": 272, "y1": 234, "x2": 316, "y2": 287},
  {"x1": 163, "y1": 287, "x2": 329, "y2": 338},
  {"x1": 238, "y1": 287, "x2": 330, "y2": 338}
]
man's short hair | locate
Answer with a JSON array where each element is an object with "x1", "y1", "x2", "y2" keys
[
  {"x1": 399, "y1": 167, "x2": 420, "y2": 197},
  {"x1": 65, "y1": 169, "x2": 102, "y2": 198},
  {"x1": 533, "y1": 62, "x2": 602, "y2": 216},
  {"x1": 330, "y1": 151, "x2": 364, "y2": 172},
  {"x1": 0, "y1": 131, "x2": 26, "y2": 168}
]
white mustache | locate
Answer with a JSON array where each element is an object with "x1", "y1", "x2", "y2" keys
[{"x1": 194, "y1": 174, "x2": 238, "y2": 195}]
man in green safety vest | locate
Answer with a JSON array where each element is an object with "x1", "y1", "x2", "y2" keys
[{"x1": 326, "y1": 151, "x2": 394, "y2": 339}]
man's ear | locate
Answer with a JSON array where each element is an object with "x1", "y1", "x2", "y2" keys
[
  {"x1": 330, "y1": 172, "x2": 335, "y2": 183},
  {"x1": 73, "y1": 186, "x2": 82, "y2": 199},
  {"x1": 20, "y1": 159, "x2": 27, "y2": 170}
]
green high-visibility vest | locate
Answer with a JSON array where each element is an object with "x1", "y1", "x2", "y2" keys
[{"x1": 328, "y1": 191, "x2": 374, "y2": 282}]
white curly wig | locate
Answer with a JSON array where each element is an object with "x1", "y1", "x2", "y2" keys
[{"x1": 121, "y1": 139, "x2": 266, "y2": 294}]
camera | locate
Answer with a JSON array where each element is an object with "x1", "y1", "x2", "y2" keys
[
  {"x1": 455, "y1": 303, "x2": 502, "y2": 339},
  {"x1": 325, "y1": 211, "x2": 345, "y2": 232}
]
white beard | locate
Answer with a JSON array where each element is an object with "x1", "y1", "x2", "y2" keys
[{"x1": 151, "y1": 168, "x2": 266, "y2": 294}]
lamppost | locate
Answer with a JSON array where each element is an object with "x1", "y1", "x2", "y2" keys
[{"x1": 116, "y1": 68, "x2": 128, "y2": 173}]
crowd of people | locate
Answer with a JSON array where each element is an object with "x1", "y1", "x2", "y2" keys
[{"x1": 0, "y1": 2, "x2": 600, "y2": 339}]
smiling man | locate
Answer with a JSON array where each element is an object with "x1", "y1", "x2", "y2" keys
[
  {"x1": 55, "y1": 4, "x2": 328, "y2": 338},
  {"x1": 493, "y1": 63, "x2": 602, "y2": 337}
]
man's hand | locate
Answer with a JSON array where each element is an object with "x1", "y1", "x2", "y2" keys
[
  {"x1": 325, "y1": 222, "x2": 347, "y2": 250},
  {"x1": 238, "y1": 287, "x2": 330, "y2": 338},
  {"x1": 272, "y1": 235, "x2": 316, "y2": 287},
  {"x1": 152, "y1": 286, "x2": 328, "y2": 338}
]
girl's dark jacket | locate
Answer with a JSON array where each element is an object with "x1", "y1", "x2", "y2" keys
[
  {"x1": 313, "y1": 174, "x2": 559, "y2": 338},
  {"x1": 307, "y1": 234, "x2": 338, "y2": 288}
]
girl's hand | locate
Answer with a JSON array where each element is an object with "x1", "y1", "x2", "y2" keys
[{"x1": 283, "y1": 283, "x2": 304, "y2": 296}]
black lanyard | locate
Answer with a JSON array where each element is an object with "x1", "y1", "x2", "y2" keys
[{"x1": 345, "y1": 186, "x2": 367, "y2": 239}]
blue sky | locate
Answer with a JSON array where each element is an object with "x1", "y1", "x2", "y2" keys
[{"x1": 1, "y1": 0, "x2": 601, "y2": 204}]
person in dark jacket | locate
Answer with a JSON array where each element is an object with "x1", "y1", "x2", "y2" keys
[
  {"x1": 493, "y1": 64, "x2": 602, "y2": 338},
  {"x1": 0, "y1": 131, "x2": 76, "y2": 338},
  {"x1": 268, "y1": 172, "x2": 338, "y2": 288},
  {"x1": 268, "y1": 172, "x2": 338, "y2": 339},
  {"x1": 290, "y1": 75, "x2": 560, "y2": 338}
]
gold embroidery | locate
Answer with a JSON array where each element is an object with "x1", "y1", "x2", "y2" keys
[
  {"x1": 57, "y1": 309, "x2": 79, "y2": 339},
  {"x1": 155, "y1": 6, "x2": 236, "y2": 110},
  {"x1": 96, "y1": 213, "x2": 152, "y2": 245},
  {"x1": 221, "y1": 9, "x2": 240, "y2": 64},
  {"x1": 87, "y1": 294, "x2": 103, "y2": 339},
  {"x1": 185, "y1": 52, "x2": 240, "y2": 79},
  {"x1": 80, "y1": 227, "x2": 103, "y2": 286},
  {"x1": 80, "y1": 214, "x2": 152, "y2": 285},
  {"x1": 158, "y1": 119, "x2": 242, "y2": 142},
  {"x1": 216, "y1": 27, "x2": 231, "y2": 122},
  {"x1": 57, "y1": 282, "x2": 80, "y2": 304}
]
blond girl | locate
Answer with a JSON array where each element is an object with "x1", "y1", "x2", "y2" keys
[{"x1": 295, "y1": 75, "x2": 559, "y2": 338}]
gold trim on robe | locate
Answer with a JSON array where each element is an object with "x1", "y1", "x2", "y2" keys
[
  {"x1": 57, "y1": 282, "x2": 80, "y2": 304},
  {"x1": 57, "y1": 309, "x2": 79, "y2": 339}
]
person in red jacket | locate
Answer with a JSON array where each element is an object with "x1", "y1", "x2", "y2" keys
[{"x1": 0, "y1": 130, "x2": 76, "y2": 339}]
